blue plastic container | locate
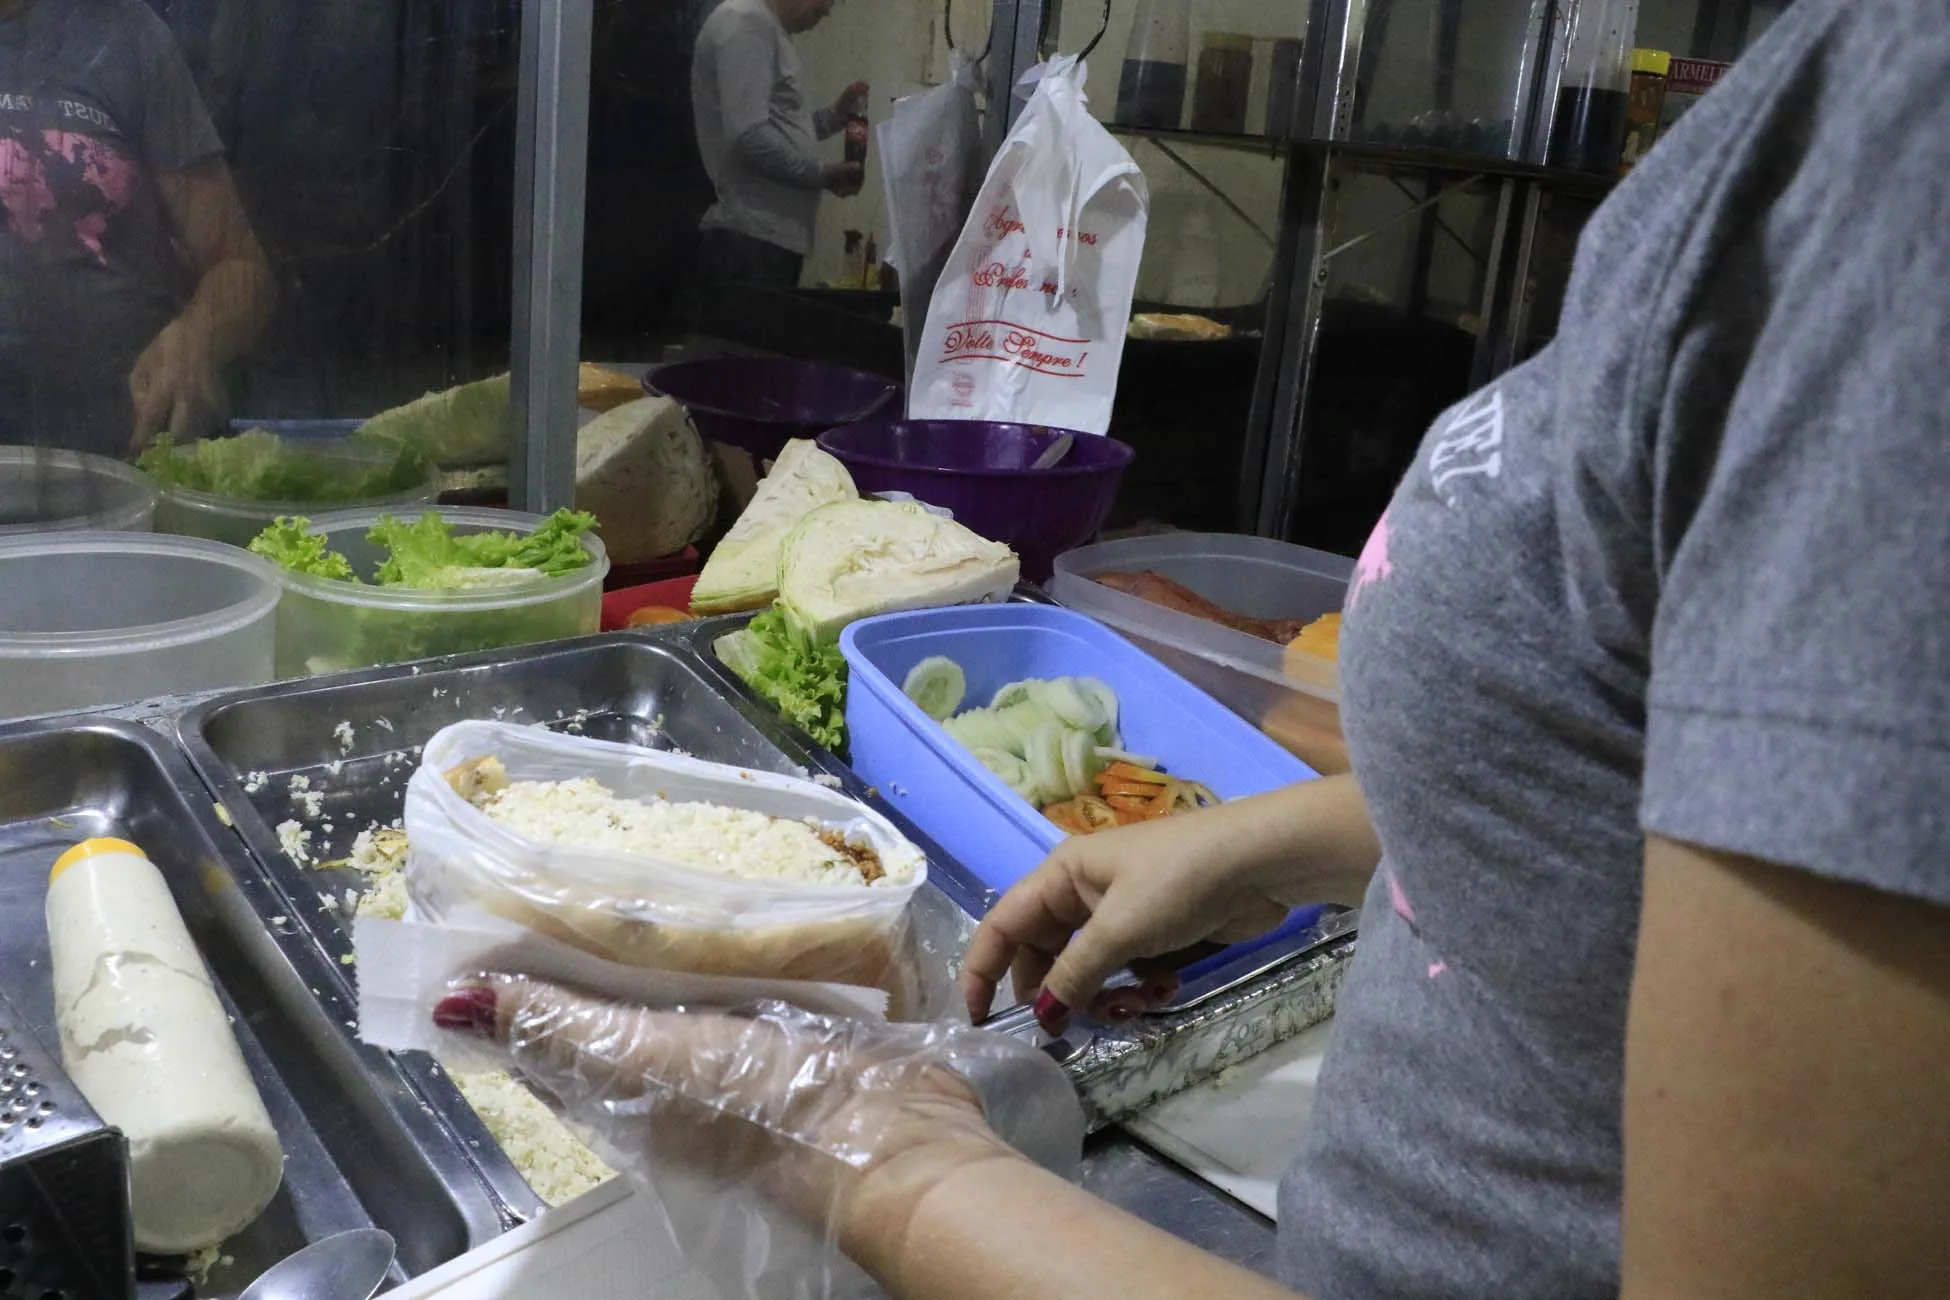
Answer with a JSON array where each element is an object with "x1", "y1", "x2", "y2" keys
[
  {"x1": 229, "y1": 418, "x2": 363, "y2": 440},
  {"x1": 841, "y1": 604, "x2": 1318, "y2": 894}
]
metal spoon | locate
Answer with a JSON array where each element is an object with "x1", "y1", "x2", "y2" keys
[
  {"x1": 237, "y1": 1229, "x2": 396, "y2": 1300},
  {"x1": 1029, "y1": 433, "x2": 1075, "y2": 470}
]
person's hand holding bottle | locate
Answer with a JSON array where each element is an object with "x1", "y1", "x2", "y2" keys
[{"x1": 821, "y1": 161, "x2": 865, "y2": 196}]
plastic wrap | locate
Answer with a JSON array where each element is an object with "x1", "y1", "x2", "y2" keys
[
  {"x1": 404, "y1": 721, "x2": 942, "y2": 1018},
  {"x1": 434, "y1": 974, "x2": 1084, "y2": 1300},
  {"x1": 876, "y1": 52, "x2": 985, "y2": 392}
]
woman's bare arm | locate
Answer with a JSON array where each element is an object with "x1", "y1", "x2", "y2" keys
[
  {"x1": 1623, "y1": 836, "x2": 1950, "y2": 1298},
  {"x1": 845, "y1": 1148, "x2": 1307, "y2": 1300}
]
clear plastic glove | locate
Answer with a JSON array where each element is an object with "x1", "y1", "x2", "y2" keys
[{"x1": 435, "y1": 973, "x2": 1084, "y2": 1300}]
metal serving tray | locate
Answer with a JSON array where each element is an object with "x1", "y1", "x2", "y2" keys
[
  {"x1": 0, "y1": 718, "x2": 500, "y2": 1298},
  {"x1": 175, "y1": 632, "x2": 988, "y2": 1224}
]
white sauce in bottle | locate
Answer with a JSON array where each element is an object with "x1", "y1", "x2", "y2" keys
[{"x1": 45, "y1": 838, "x2": 284, "y2": 1254}]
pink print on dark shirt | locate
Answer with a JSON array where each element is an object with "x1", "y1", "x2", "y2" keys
[
  {"x1": 1348, "y1": 509, "x2": 1395, "y2": 609},
  {"x1": 0, "y1": 130, "x2": 139, "y2": 266}
]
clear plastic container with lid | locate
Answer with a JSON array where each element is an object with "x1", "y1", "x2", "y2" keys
[
  {"x1": 1191, "y1": 33, "x2": 1253, "y2": 134},
  {"x1": 0, "y1": 532, "x2": 278, "y2": 718},
  {"x1": 1050, "y1": 532, "x2": 1352, "y2": 774},
  {"x1": 1116, "y1": 0, "x2": 1192, "y2": 129},
  {"x1": 0, "y1": 446, "x2": 156, "y2": 536},
  {"x1": 149, "y1": 435, "x2": 438, "y2": 547},
  {"x1": 269, "y1": 506, "x2": 608, "y2": 677}
]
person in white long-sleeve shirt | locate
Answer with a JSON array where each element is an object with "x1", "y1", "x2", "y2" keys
[{"x1": 691, "y1": 0, "x2": 865, "y2": 287}]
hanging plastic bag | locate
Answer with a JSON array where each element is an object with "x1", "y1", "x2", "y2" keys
[
  {"x1": 398, "y1": 720, "x2": 945, "y2": 1019},
  {"x1": 876, "y1": 52, "x2": 985, "y2": 392},
  {"x1": 909, "y1": 56, "x2": 1147, "y2": 433}
]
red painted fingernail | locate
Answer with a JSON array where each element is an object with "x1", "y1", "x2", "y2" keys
[
  {"x1": 1033, "y1": 989, "x2": 1068, "y2": 1027},
  {"x1": 433, "y1": 986, "x2": 498, "y2": 1036}
]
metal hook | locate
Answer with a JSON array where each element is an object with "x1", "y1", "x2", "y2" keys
[
  {"x1": 942, "y1": 0, "x2": 995, "y2": 65},
  {"x1": 1075, "y1": 0, "x2": 1113, "y2": 61}
]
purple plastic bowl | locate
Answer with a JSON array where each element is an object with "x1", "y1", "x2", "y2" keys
[
  {"x1": 817, "y1": 420, "x2": 1135, "y2": 582},
  {"x1": 645, "y1": 358, "x2": 899, "y2": 460}
]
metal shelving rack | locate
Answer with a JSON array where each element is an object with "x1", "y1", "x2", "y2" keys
[
  {"x1": 1236, "y1": 0, "x2": 1614, "y2": 550},
  {"x1": 983, "y1": 0, "x2": 1764, "y2": 552}
]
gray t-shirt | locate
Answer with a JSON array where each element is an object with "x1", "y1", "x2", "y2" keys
[
  {"x1": 0, "y1": 0, "x2": 222, "y2": 456},
  {"x1": 1279, "y1": 2, "x2": 1950, "y2": 1296},
  {"x1": 691, "y1": 0, "x2": 827, "y2": 256}
]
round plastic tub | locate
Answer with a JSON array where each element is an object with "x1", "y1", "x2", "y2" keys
[
  {"x1": 0, "y1": 532, "x2": 277, "y2": 719},
  {"x1": 150, "y1": 437, "x2": 439, "y2": 547},
  {"x1": 646, "y1": 358, "x2": 898, "y2": 460},
  {"x1": 0, "y1": 446, "x2": 157, "y2": 535},
  {"x1": 271, "y1": 506, "x2": 609, "y2": 677},
  {"x1": 817, "y1": 421, "x2": 1134, "y2": 582}
]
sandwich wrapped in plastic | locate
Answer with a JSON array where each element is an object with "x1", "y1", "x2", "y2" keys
[
  {"x1": 427, "y1": 974, "x2": 1085, "y2": 1300},
  {"x1": 400, "y1": 720, "x2": 945, "y2": 1018}
]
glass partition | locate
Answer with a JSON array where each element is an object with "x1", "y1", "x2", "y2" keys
[{"x1": 0, "y1": 0, "x2": 526, "y2": 518}]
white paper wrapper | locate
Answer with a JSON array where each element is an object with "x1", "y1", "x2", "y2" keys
[{"x1": 355, "y1": 909, "x2": 889, "y2": 1059}]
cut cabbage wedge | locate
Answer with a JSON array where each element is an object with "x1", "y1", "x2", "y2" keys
[
  {"x1": 693, "y1": 439, "x2": 858, "y2": 614},
  {"x1": 777, "y1": 499, "x2": 1019, "y2": 643}
]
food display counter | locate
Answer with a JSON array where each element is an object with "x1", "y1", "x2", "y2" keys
[{"x1": 0, "y1": 607, "x2": 1347, "y2": 1296}]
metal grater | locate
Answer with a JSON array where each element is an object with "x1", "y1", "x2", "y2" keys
[{"x1": 0, "y1": 988, "x2": 133, "y2": 1300}]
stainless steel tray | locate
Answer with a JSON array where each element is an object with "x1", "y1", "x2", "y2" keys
[
  {"x1": 0, "y1": 718, "x2": 501, "y2": 1297},
  {"x1": 175, "y1": 632, "x2": 989, "y2": 1223}
]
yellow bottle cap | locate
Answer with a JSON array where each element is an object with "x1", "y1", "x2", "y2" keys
[
  {"x1": 51, "y1": 837, "x2": 147, "y2": 884},
  {"x1": 1633, "y1": 49, "x2": 1672, "y2": 76}
]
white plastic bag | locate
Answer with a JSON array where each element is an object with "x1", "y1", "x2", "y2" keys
[
  {"x1": 909, "y1": 57, "x2": 1147, "y2": 433},
  {"x1": 401, "y1": 721, "x2": 942, "y2": 1018},
  {"x1": 877, "y1": 53, "x2": 985, "y2": 392}
]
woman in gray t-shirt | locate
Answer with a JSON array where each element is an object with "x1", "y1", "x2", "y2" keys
[{"x1": 426, "y1": 2, "x2": 1950, "y2": 1298}]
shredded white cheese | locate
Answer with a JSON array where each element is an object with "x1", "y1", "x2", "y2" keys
[
  {"x1": 276, "y1": 819, "x2": 313, "y2": 865},
  {"x1": 450, "y1": 1068, "x2": 616, "y2": 1207},
  {"x1": 327, "y1": 823, "x2": 619, "y2": 1205},
  {"x1": 333, "y1": 720, "x2": 355, "y2": 753},
  {"x1": 243, "y1": 770, "x2": 268, "y2": 794},
  {"x1": 473, "y1": 778, "x2": 907, "y2": 888}
]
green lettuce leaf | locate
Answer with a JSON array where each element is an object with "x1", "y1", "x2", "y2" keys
[
  {"x1": 248, "y1": 516, "x2": 357, "y2": 581},
  {"x1": 139, "y1": 430, "x2": 428, "y2": 502},
  {"x1": 715, "y1": 607, "x2": 848, "y2": 752},
  {"x1": 366, "y1": 509, "x2": 599, "y2": 590}
]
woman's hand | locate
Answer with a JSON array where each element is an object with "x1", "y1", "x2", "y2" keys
[
  {"x1": 128, "y1": 318, "x2": 223, "y2": 453},
  {"x1": 959, "y1": 773, "x2": 1382, "y2": 1031},
  {"x1": 434, "y1": 975, "x2": 1069, "y2": 1276}
]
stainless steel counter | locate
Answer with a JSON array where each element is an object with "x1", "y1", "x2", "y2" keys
[{"x1": 77, "y1": 650, "x2": 1294, "y2": 1279}]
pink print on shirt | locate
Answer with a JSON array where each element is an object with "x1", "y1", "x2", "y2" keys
[
  {"x1": 1349, "y1": 509, "x2": 1395, "y2": 609},
  {"x1": 0, "y1": 130, "x2": 139, "y2": 266}
]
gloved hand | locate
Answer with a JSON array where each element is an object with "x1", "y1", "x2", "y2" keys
[{"x1": 434, "y1": 974, "x2": 1083, "y2": 1300}]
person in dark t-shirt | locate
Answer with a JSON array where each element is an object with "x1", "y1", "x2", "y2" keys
[{"x1": 0, "y1": 0, "x2": 271, "y2": 457}]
